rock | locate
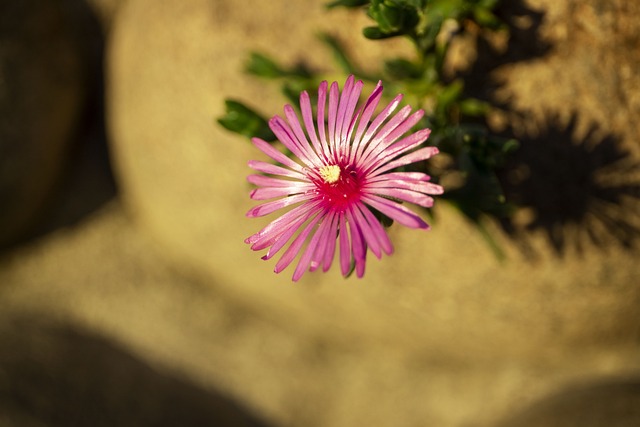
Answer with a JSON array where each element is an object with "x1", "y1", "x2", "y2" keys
[
  {"x1": 0, "y1": 309, "x2": 272, "y2": 427},
  {"x1": 105, "y1": 0, "x2": 640, "y2": 425},
  {"x1": 0, "y1": 0, "x2": 102, "y2": 248},
  {"x1": 86, "y1": 0, "x2": 126, "y2": 31}
]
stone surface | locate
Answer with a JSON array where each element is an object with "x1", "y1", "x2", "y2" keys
[{"x1": 0, "y1": 0, "x2": 102, "y2": 248}]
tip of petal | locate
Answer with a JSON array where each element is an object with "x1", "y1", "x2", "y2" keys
[{"x1": 246, "y1": 207, "x2": 261, "y2": 217}]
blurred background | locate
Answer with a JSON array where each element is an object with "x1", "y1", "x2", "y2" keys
[{"x1": 1, "y1": 0, "x2": 639, "y2": 426}]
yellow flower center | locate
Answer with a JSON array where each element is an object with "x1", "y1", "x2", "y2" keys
[{"x1": 318, "y1": 164, "x2": 341, "y2": 184}]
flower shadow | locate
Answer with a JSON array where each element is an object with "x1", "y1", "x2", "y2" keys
[
  {"x1": 457, "y1": 0, "x2": 640, "y2": 256},
  {"x1": 497, "y1": 113, "x2": 640, "y2": 256}
]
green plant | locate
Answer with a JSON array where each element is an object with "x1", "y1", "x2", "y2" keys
[{"x1": 219, "y1": 0, "x2": 518, "y2": 258}]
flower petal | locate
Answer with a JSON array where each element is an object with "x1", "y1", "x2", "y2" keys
[
  {"x1": 371, "y1": 145, "x2": 439, "y2": 177},
  {"x1": 316, "y1": 81, "x2": 329, "y2": 150},
  {"x1": 350, "y1": 81, "x2": 383, "y2": 163},
  {"x1": 347, "y1": 210, "x2": 367, "y2": 278},
  {"x1": 338, "y1": 213, "x2": 351, "y2": 276},
  {"x1": 246, "y1": 193, "x2": 313, "y2": 217},
  {"x1": 246, "y1": 201, "x2": 320, "y2": 248},
  {"x1": 292, "y1": 212, "x2": 334, "y2": 280},
  {"x1": 250, "y1": 186, "x2": 312, "y2": 200},
  {"x1": 270, "y1": 116, "x2": 318, "y2": 168},
  {"x1": 353, "y1": 93, "x2": 403, "y2": 161},
  {"x1": 358, "y1": 203, "x2": 393, "y2": 255},
  {"x1": 300, "y1": 90, "x2": 325, "y2": 159},
  {"x1": 248, "y1": 160, "x2": 307, "y2": 179},
  {"x1": 371, "y1": 187, "x2": 435, "y2": 207},
  {"x1": 247, "y1": 174, "x2": 308, "y2": 188},
  {"x1": 251, "y1": 137, "x2": 304, "y2": 173},
  {"x1": 274, "y1": 213, "x2": 323, "y2": 277},
  {"x1": 361, "y1": 194, "x2": 430, "y2": 229},
  {"x1": 348, "y1": 204, "x2": 381, "y2": 259}
]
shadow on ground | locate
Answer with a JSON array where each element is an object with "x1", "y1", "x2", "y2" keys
[
  {"x1": 0, "y1": 313, "x2": 273, "y2": 427},
  {"x1": 498, "y1": 113, "x2": 640, "y2": 256},
  {"x1": 493, "y1": 377, "x2": 640, "y2": 427},
  {"x1": 460, "y1": 0, "x2": 640, "y2": 256}
]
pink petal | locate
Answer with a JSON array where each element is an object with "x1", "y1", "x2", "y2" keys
[
  {"x1": 334, "y1": 75, "x2": 354, "y2": 153},
  {"x1": 262, "y1": 210, "x2": 313, "y2": 260},
  {"x1": 318, "y1": 212, "x2": 339, "y2": 272},
  {"x1": 359, "y1": 108, "x2": 424, "y2": 166},
  {"x1": 246, "y1": 201, "x2": 320, "y2": 247},
  {"x1": 316, "y1": 81, "x2": 329, "y2": 149},
  {"x1": 358, "y1": 203, "x2": 393, "y2": 255},
  {"x1": 247, "y1": 174, "x2": 308, "y2": 188},
  {"x1": 246, "y1": 193, "x2": 312, "y2": 217},
  {"x1": 361, "y1": 194, "x2": 430, "y2": 229},
  {"x1": 342, "y1": 79, "x2": 364, "y2": 157},
  {"x1": 284, "y1": 104, "x2": 321, "y2": 167},
  {"x1": 370, "y1": 187, "x2": 435, "y2": 208},
  {"x1": 248, "y1": 160, "x2": 306, "y2": 179},
  {"x1": 270, "y1": 116, "x2": 317, "y2": 167},
  {"x1": 371, "y1": 145, "x2": 439, "y2": 177},
  {"x1": 327, "y1": 81, "x2": 340, "y2": 158},
  {"x1": 363, "y1": 129, "x2": 432, "y2": 175},
  {"x1": 292, "y1": 212, "x2": 333, "y2": 280},
  {"x1": 251, "y1": 138, "x2": 304, "y2": 173},
  {"x1": 354, "y1": 93, "x2": 403, "y2": 160},
  {"x1": 350, "y1": 81, "x2": 383, "y2": 163},
  {"x1": 250, "y1": 186, "x2": 312, "y2": 200},
  {"x1": 347, "y1": 211, "x2": 367, "y2": 278},
  {"x1": 339, "y1": 213, "x2": 351, "y2": 276},
  {"x1": 299, "y1": 90, "x2": 325, "y2": 159},
  {"x1": 367, "y1": 171, "x2": 431, "y2": 182},
  {"x1": 359, "y1": 104, "x2": 412, "y2": 162},
  {"x1": 274, "y1": 213, "x2": 323, "y2": 276},
  {"x1": 365, "y1": 178, "x2": 443, "y2": 195},
  {"x1": 348, "y1": 205, "x2": 381, "y2": 259}
]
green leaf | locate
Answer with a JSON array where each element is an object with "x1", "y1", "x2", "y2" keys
[
  {"x1": 458, "y1": 97, "x2": 489, "y2": 116},
  {"x1": 362, "y1": 25, "x2": 401, "y2": 39},
  {"x1": 384, "y1": 58, "x2": 422, "y2": 79},
  {"x1": 245, "y1": 52, "x2": 285, "y2": 78},
  {"x1": 326, "y1": 0, "x2": 370, "y2": 8},
  {"x1": 319, "y1": 33, "x2": 359, "y2": 75},
  {"x1": 472, "y1": 7, "x2": 503, "y2": 30},
  {"x1": 217, "y1": 99, "x2": 275, "y2": 142},
  {"x1": 436, "y1": 80, "x2": 463, "y2": 112}
]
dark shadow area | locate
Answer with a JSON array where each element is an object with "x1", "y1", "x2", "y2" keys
[
  {"x1": 498, "y1": 113, "x2": 640, "y2": 256},
  {"x1": 461, "y1": 0, "x2": 552, "y2": 101},
  {"x1": 493, "y1": 377, "x2": 640, "y2": 427},
  {"x1": 28, "y1": 0, "x2": 118, "y2": 241},
  {"x1": 0, "y1": 0, "x2": 117, "y2": 253},
  {"x1": 458, "y1": 0, "x2": 640, "y2": 255},
  {"x1": 0, "y1": 313, "x2": 273, "y2": 427}
]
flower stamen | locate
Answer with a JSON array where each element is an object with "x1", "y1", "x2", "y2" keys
[{"x1": 319, "y1": 164, "x2": 341, "y2": 184}]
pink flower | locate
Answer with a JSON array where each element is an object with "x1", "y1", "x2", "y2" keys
[{"x1": 245, "y1": 75, "x2": 443, "y2": 281}]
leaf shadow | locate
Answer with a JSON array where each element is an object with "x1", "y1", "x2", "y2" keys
[
  {"x1": 497, "y1": 113, "x2": 640, "y2": 256},
  {"x1": 458, "y1": 0, "x2": 640, "y2": 256}
]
